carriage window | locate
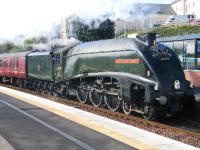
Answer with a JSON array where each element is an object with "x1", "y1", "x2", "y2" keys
[
  {"x1": 163, "y1": 42, "x2": 174, "y2": 50},
  {"x1": 196, "y1": 40, "x2": 200, "y2": 69},
  {"x1": 3, "y1": 61, "x2": 6, "y2": 67},
  {"x1": 0, "y1": 60, "x2": 2, "y2": 67},
  {"x1": 11, "y1": 59, "x2": 15, "y2": 69},
  {"x1": 15, "y1": 58, "x2": 18, "y2": 70},
  {"x1": 184, "y1": 40, "x2": 195, "y2": 69},
  {"x1": 6, "y1": 61, "x2": 9, "y2": 67},
  {"x1": 174, "y1": 41, "x2": 184, "y2": 65},
  {"x1": 197, "y1": 40, "x2": 200, "y2": 54},
  {"x1": 185, "y1": 40, "x2": 195, "y2": 56}
]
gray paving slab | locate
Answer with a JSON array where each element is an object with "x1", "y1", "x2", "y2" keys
[{"x1": 0, "y1": 93, "x2": 136, "y2": 150}]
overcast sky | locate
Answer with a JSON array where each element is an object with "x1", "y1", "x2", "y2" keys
[{"x1": 0, "y1": 0, "x2": 174, "y2": 40}]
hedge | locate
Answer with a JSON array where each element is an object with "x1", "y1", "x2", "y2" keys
[{"x1": 121, "y1": 26, "x2": 200, "y2": 38}]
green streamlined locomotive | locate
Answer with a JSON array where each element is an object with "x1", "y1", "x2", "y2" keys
[{"x1": 0, "y1": 34, "x2": 195, "y2": 119}]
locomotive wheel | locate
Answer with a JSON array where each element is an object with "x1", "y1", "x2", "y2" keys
[
  {"x1": 36, "y1": 82, "x2": 42, "y2": 92},
  {"x1": 143, "y1": 104, "x2": 155, "y2": 120},
  {"x1": 41, "y1": 90, "x2": 47, "y2": 95},
  {"x1": 23, "y1": 81, "x2": 28, "y2": 89},
  {"x1": 89, "y1": 91, "x2": 103, "y2": 107},
  {"x1": 52, "y1": 85, "x2": 59, "y2": 97},
  {"x1": 104, "y1": 94, "x2": 121, "y2": 112},
  {"x1": 122, "y1": 100, "x2": 132, "y2": 115},
  {"x1": 17, "y1": 79, "x2": 23, "y2": 88},
  {"x1": 47, "y1": 84, "x2": 52, "y2": 96},
  {"x1": 41, "y1": 83, "x2": 48, "y2": 95},
  {"x1": 61, "y1": 87, "x2": 69, "y2": 98},
  {"x1": 19, "y1": 81, "x2": 23, "y2": 88},
  {"x1": 76, "y1": 88, "x2": 88, "y2": 104},
  {"x1": 53, "y1": 89, "x2": 58, "y2": 97}
]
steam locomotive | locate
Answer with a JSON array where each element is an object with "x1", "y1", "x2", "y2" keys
[{"x1": 0, "y1": 33, "x2": 195, "y2": 119}]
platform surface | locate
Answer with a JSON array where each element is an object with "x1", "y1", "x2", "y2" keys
[
  {"x1": 0, "y1": 85, "x2": 199, "y2": 150},
  {"x1": 0, "y1": 135, "x2": 14, "y2": 150},
  {"x1": 0, "y1": 93, "x2": 135, "y2": 150}
]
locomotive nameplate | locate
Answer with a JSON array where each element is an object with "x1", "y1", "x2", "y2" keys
[{"x1": 115, "y1": 59, "x2": 142, "y2": 64}]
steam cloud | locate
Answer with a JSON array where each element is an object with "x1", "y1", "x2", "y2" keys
[{"x1": 0, "y1": 0, "x2": 172, "y2": 41}]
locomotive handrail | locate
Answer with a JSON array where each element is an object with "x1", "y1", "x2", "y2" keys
[{"x1": 73, "y1": 72, "x2": 157, "y2": 85}]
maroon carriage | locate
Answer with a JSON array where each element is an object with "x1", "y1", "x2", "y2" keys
[{"x1": 0, "y1": 52, "x2": 30, "y2": 84}]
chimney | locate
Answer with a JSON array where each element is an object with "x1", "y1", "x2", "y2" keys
[
  {"x1": 136, "y1": 33, "x2": 156, "y2": 47},
  {"x1": 147, "y1": 33, "x2": 156, "y2": 47}
]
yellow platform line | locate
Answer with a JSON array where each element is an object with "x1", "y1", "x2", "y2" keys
[{"x1": 0, "y1": 88, "x2": 159, "y2": 150}]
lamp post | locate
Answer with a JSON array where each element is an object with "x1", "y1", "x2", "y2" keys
[{"x1": 183, "y1": 0, "x2": 186, "y2": 15}]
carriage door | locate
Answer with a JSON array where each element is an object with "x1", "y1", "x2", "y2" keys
[{"x1": 54, "y1": 54, "x2": 63, "y2": 81}]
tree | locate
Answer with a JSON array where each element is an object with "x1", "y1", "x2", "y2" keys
[
  {"x1": 99, "y1": 19, "x2": 115, "y2": 39},
  {"x1": 24, "y1": 38, "x2": 36, "y2": 45},
  {"x1": 5, "y1": 42, "x2": 14, "y2": 50},
  {"x1": 0, "y1": 42, "x2": 21, "y2": 53},
  {"x1": 72, "y1": 18, "x2": 90, "y2": 42},
  {"x1": 72, "y1": 18, "x2": 115, "y2": 42},
  {"x1": 38, "y1": 36, "x2": 48, "y2": 43},
  {"x1": 51, "y1": 24, "x2": 62, "y2": 38},
  {"x1": 20, "y1": 36, "x2": 47, "y2": 51}
]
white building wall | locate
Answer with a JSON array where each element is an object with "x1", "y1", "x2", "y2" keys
[
  {"x1": 187, "y1": 0, "x2": 200, "y2": 18},
  {"x1": 171, "y1": 0, "x2": 184, "y2": 15},
  {"x1": 171, "y1": 0, "x2": 200, "y2": 18}
]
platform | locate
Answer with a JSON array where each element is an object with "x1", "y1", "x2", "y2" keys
[{"x1": 0, "y1": 85, "x2": 199, "y2": 150}]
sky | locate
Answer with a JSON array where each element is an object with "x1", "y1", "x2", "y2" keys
[{"x1": 0, "y1": 0, "x2": 174, "y2": 40}]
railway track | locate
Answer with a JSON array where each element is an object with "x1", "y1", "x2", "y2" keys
[{"x1": 0, "y1": 83, "x2": 200, "y2": 148}]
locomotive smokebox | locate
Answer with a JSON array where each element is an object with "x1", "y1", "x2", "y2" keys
[{"x1": 136, "y1": 33, "x2": 156, "y2": 47}]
